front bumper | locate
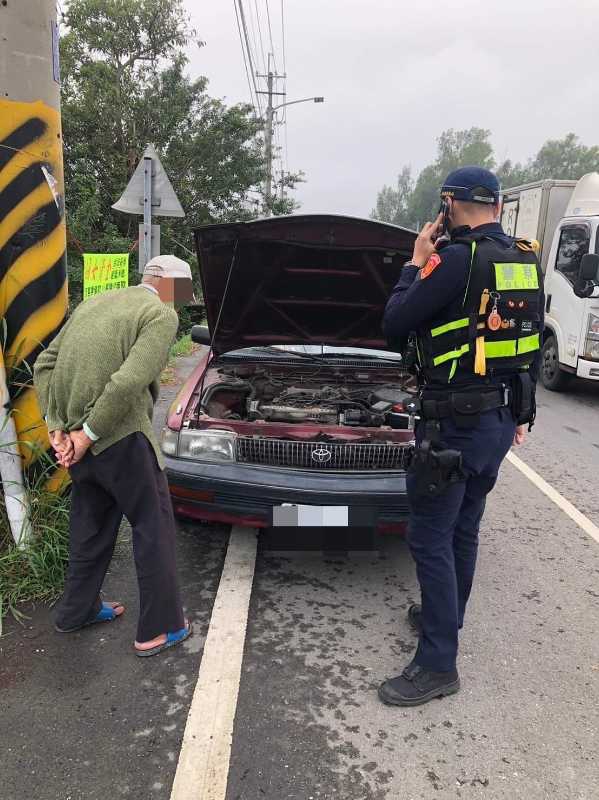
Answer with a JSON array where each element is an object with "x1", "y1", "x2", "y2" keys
[
  {"x1": 165, "y1": 456, "x2": 409, "y2": 529},
  {"x1": 576, "y1": 358, "x2": 599, "y2": 380}
]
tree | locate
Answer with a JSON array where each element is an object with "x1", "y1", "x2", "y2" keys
[
  {"x1": 373, "y1": 129, "x2": 599, "y2": 223},
  {"x1": 408, "y1": 128, "x2": 494, "y2": 226},
  {"x1": 499, "y1": 133, "x2": 599, "y2": 188},
  {"x1": 496, "y1": 159, "x2": 531, "y2": 189},
  {"x1": 60, "y1": 0, "x2": 300, "y2": 305},
  {"x1": 372, "y1": 128, "x2": 495, "y2": 229},
  {"x1": 370, "y1": 166, "x2": 413, "y2": 227}
]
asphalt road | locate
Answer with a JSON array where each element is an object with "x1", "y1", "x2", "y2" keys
[{"x1": 2, "y1": 360, "x2": 599, "y2": 800}]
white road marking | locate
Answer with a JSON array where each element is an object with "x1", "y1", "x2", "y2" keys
[
  {"x1": 168, "y1": 454, "x2": 597, "y2": 798},
  {"x1": 170, "y1": 526, "x2": 258, "y2": 800},
  {"x1": 506, "y1": 451, "x2": 599, "y2": 545}
]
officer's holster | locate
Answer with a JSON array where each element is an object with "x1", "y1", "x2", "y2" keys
[
  {"x1": 408, "y1": 385, "x2": 510, "y2": 499},
  {"x1": 510, "y1": 372, "x2": 536, "y2": 430},
  {"x1": 408, "y1": 415, "x2": 465, "y2": 499}
]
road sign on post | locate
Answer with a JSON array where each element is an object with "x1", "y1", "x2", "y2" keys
[
  {"x1": 143, "y1": 153, "x2": 152, "y2": 270},
  {"x1": 112, "y1": 144, "x2": 185, "y2": 272}
]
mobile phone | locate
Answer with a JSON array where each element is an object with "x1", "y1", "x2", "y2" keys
[{"x1": 438, "y1": 199, "x2": 450, "y2": 238}]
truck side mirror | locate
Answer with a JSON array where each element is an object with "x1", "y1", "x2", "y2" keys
[
  {"x1": 191, "y1": 324, "x2": 212, "y2": 346},
  {"x1": 579, "y1": 253, "x2": 599, "y2": 282}
]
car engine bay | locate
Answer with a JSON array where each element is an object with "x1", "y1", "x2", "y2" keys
[{"x1": 197, "y1": 362, "x2": 416, "y2": 429}]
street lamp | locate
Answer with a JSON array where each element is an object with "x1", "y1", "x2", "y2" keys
[{"x1": 264, "y1": 95, "x2": 325, "y2": 213}]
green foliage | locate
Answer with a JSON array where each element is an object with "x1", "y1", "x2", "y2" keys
[
  {"x1": 170, "y1": 333, "x2": 194, "y2": 359},
  {"x1": 176, "y1": 302, "x2": 205, "y2": 338},
  {"x1": 372, "y1": 127, "x2": 494, "y2": 229},
  {"x1": 498, "y1": 133, "x2": 599, "y2": 188},
  {"x1": 373, "y1": 129, "x2": 599, "y2": 228},
  {"x1": 60, "y1": 0, "x2": 300, "y2": 303},
  {"x1": 370, "y1": 166, "x2": 413, "y2": 229}
]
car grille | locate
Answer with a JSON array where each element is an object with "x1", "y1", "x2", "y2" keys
[{"x1": 235, "y1": 437, "x2": 413, "y2": 472}]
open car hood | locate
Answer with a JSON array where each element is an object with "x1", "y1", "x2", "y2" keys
[{"x1": 194, "y1": 214, "x2": 417, "y2": 354}]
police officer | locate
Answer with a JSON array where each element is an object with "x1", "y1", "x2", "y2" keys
[{"x1": 378, "y1": 166, "x2": 544, "y2": 706}]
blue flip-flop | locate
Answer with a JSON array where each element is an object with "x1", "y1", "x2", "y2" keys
[
  {"x1": 55, "y1": 601, "x2": 125, "y2": 633},
  {"x1": 135, "y1": 621, "x2": 193, "y2": 658}
]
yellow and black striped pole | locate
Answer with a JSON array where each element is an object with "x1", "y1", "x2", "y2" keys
[{"x1": 0, "y1": 0, "x2": 68, "y2": 507}]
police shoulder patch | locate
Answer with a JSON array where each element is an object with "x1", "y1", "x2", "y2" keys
[{"x1": 420, "y1": 253, "x2": 442, "y2": 279}]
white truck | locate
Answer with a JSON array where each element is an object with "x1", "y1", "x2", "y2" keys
[{"x1": 500, "y1": 173, "x2": 599, "y2": 391}]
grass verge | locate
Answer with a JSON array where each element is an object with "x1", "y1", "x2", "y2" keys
[
  {"x1": 170, "y1": 334, "x2": 195, "y2": 359},
  {"x1": 161, "y1": 334, "x2": 198, "y2": 384},
  {"x1": 0, "y1": 451, "x2": 70, "y2": 633}
]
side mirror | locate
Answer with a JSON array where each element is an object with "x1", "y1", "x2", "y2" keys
[
  {"x1": 191, "y1": 324, "x2": 211, "y2": 346},
  {"x1": 579, "y1": 253, "x2": 599, "y2": 282}
]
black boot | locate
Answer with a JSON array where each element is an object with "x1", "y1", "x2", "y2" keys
[
  {"x1": 378, "y1": 660, "x2": 460, "y2": 707},
  {"x1": 408, "y1": 603, "x2": 422, "y2": 633}
]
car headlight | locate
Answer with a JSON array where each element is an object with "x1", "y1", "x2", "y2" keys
[
  {"x1": 160, "y1": 427, "x2": 179, "y2": 456},
  {"x1": 584, "y1": 314, "x2": 599, "y2": 361},
  {"x1": 178, "y1": 429, "x2": 237, "y2": 462}
]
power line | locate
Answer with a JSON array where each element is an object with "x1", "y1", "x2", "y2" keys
[
  {"x1": 233, "y1": 0, "x2": 259, "y2": 116},
  {"x1": 265, "y1": 0, "x2": 278, "y2": 73},
  {"x1": 234, "y1": 1, "x2": 257, "y2": 112},
  {"x1": 246, "y1": 0, "x2": 265, "y2": 76},
  {"x1": 236, "y1": 1, "x2": 263, "y2": 116},
  {"x1": 280, "y1": 1, "x2": 289, "y2": 175},
  {"x1": 265, "y1": 0, "x2": 276, "y2": 54},
  {"x1": 280, "y1": 0, "x2": 287, "y2": 74},
  {"x1": 253, "y1": 0, "x2": 269, "y2": 75}
]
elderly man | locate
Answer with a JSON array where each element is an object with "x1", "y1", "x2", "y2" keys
[{"x1": 34, "y1": 255, "x2": 194, "y2": 657}]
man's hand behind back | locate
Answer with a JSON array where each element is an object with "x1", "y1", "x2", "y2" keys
[
  {"x1": 52, "y1": 429, "x2": 93, "y2": 469},
  {"x1": 50, "y1": 431, "x2": 74, "y2": 466},
  {"x1": 69, "y1": 430, "x2": 94, "y2": 466}
]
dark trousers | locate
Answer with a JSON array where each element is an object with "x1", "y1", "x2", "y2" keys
[
  {"x1": 55, "y1": 433, "x2": 185, "y2": 642},
  {"x1": 407, "y1": 407, "x2": 516, "y2": 672}
]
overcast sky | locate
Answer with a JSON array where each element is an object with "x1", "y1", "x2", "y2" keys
[{"x1": 186, "y1": 0, "x2": 599, "y2": 218}]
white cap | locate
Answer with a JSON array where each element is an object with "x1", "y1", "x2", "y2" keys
[{"x1": 143, "y1": 254, "x2": 192, "y2": 279}]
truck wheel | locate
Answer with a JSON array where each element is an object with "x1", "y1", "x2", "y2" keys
[{"x1": 541, "y1": 336, "x2": 571, "y2": 391}]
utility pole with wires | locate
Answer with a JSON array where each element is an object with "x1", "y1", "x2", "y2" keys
[
  {"x1": 258, "y1": 57, "x2": 324, "y2": 215},
  {"x1": 257, "y1": 59, "x2": 286, "y2": 213},
  {"x1": 0, "y1": 0, "x2": 69, "y2": 544},
  {"x1": 234, "y1": 2, "x2": 324, "y2": 215}
]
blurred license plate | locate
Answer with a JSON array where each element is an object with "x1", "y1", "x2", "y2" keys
[{"x1": 273, "y1": 504, "x2": 349, "y2": 527}]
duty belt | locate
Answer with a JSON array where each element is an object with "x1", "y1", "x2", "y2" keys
[{"x1": 419, "y1": 385, "x2": 510, "y2": 421}]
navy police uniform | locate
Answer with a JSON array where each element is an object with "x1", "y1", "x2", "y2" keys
[{"x1": 379, "y1": 167, "x2": 544, "y2": 703}]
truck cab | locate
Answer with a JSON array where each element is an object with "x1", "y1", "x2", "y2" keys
[
  {"x1": 542, "y1": 180, "x2": 599, "y2": 390},
  {"x1": 501, "y1": 173, "x2": 599, "y2": 391}
]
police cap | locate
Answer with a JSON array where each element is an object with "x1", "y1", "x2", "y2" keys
[{"x1": 441, "y1": 166, "x2": 500, "y2": 205}]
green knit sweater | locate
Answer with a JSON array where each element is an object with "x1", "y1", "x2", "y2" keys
[{"x1": 34, "y1": 286, "x2": 179, "y2": 469}]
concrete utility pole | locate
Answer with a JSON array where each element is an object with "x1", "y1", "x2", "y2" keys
[
  {"x1": 263, "y1": 69, "x2": 276, "y2": 209},
  {"x1": 0, "y1": 0, "x2": 69, "y2": 543},
  {"x1": 258, "y1": 61, "x2": 324, "y2": 215},
  {"x1": 258, "y1": 56, "x2": 286, "y2": 215}
]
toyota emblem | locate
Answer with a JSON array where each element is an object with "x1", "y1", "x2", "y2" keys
[{"x1": 311, "y1": 446, "x2": 332, "y2": 464}]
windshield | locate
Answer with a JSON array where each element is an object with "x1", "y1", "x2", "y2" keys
[{"x1": 222, "y1": 344, "x2": 402, "y2": 361}]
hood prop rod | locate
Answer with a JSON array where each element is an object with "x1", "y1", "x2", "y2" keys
[{"x1": 196, "y1": 238, "x2": 240, "y2": 418}]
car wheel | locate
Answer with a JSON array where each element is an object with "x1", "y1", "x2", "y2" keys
[{"x1": 541, "y1": 335, "x2": 571, "y2": 392}]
